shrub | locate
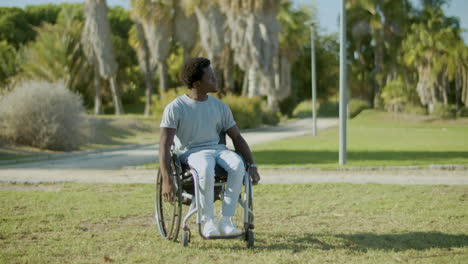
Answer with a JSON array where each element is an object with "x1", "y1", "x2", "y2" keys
[
  {"x1": 153, "y1": 88, "x2": 276, "y2": 129},
  {"x1": 292, "y1": 100, "x2": 313, "y2": 118},
  {"x1": 221, "y1": 94, "x2": 263, "y2": 129},
  {"x1": 0, "y1": 80, "x2": 89, "y2": 150},
  {"x1": 404, "y1": 103, "x2": 428, "y2": 115},
  {"x1": 318, "y1": 101, "x2": 339, "y2": 117},
  {"x1": 348, "y1": 98, "x2": 371, "y2": 118},
  {"x1": 278, "y1": 96, "x2": 297, "y2": 117},
  {"x1": 380, "y1": 78, "x2": 410, "y2": 112},
  {"x1": 261, "y1": 103, "x2": 280, "y2": 126},
  {"x1": 457, "y1": 107, "x2": 468, "y2": 118},
  {"x1": 432, "y1": 103, "x2": 457, "y2": 119}
]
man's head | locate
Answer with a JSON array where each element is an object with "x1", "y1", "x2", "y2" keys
[{"x1": 181, "y1": 57, "x2": 217, "y2": 93}]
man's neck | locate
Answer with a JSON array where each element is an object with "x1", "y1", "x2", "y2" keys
[{"x1": 187, "y1": 89, "x2": 208, "y2": 101}]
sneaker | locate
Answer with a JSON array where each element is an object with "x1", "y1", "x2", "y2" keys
[
  {"x1": 202, "y1": 218, "x2": 220, "y2": 237},
  {"x1": 218, "y1": 216, "x2": 241, "y2": 236}
]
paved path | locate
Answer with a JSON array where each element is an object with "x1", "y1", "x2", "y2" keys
[
  {"x1": 0, "y1": 118, "x2": 337, "y2": 170},
  {"x1": 1, "y1": 117, "x2": 467, "y2": 186},
  {"x1": 1, "y1": 168, "x2": 467, "y2": 185}
]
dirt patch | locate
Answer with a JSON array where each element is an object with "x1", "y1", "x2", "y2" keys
[{"x1": 0, "y1": 183, "x2": 64, "y2": 192}]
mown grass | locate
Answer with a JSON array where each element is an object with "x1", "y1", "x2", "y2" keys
[
  {"x1": 252, "y1": 110, "x2": 468, "y2": 169},
  {"x1": 1, "y1": 183, "x2": 467, "y2": 263}
]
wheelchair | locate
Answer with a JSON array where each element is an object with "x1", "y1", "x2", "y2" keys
[{"x1": 154, "y1": 135, "x2": 255, "y2": 248}]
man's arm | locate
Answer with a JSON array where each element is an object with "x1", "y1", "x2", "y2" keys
[
  {"x1": 226, "y1": 125, "x2": 260, "y2": 184},
  {"x1": 159, "y1": 127, "x2": 177, "y2": 202}
]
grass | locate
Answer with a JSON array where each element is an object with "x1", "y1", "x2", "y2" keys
[
  {"x1": 85, "y1": 116, "x2": 160, "y2": 149},
  {"x1": 0, "y1": 183, "x2": 467, "y2": 263},
  {"x1": 252, "y1": 110, "x2": 468, "y2": 169}
]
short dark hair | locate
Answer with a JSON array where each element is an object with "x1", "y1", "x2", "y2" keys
[{"x1": 181, "y1": 57, "x2": 211, "y2": 88}]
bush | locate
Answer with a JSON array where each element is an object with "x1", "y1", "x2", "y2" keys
[
  {"x1": 404, "y1": 103, "x2": 427, "y2": 115},
  {"x1": 432, "y1": 103, "x2": 457, "y2": 119},
  {"x1": 261, "y1": 103, "x2": 280, "y2": 126},
  {"x1": 0, "y1": 80, "x2": 89, "y2": 150},
  {"x1": 380, "y1": 78, "x2": 410, "y2": 112},
  {"x1": 220, "y1": 94, "x2": 263, "y2": 129},
  {"x1": 348, "y1": 98, "x2": 371, "y2": 118},
  {"x1": 318, "y1": 101, "x2": 339, "y2": 117},
  {"x1": 292, "y1": 100, "x2": 313, "y2": 118},
  {"x1": 457, "y1": 107, "x2": 468, "y2": 117},
  {"x1": 153, "y1": 88, "x2": 276, "y2": 129},
  {"x1": 278, "y1": 96, "x2": 297, "y2": 117}
]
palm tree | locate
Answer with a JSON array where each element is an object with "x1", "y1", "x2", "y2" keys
[
  {"x1": 173, "y1": 0, "x2": 198, "y2": 63},
  {"x1": 23, "y1": 6, "x2": 92, "y2": 98},
  {"x1": 276, "y1": 0, "x2": 313, "y2": 101},
  {"x1": 131, "y1": 0, "x2": 172, "y2": 95},
  {"x1": 402, "y1": 8, "x2": 465, "y2": 111},
  {"x1": 182, "y1": 0, "x2": 226, "y2": 91},
  {"x1": 129, "y1": 22, "x2": 154, "y2": 116},
  {"x1": 219, "y1": 0, "x2": 281, "y2": 110},
  {"x1": 83, "y1": 0, "x2": 124, "y2": 115}
]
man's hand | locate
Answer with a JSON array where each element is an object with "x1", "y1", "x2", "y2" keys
[
  {"x1": 162, "y1": 181, "x2": 177, "y2": 203},
  {"x1": 249, "y1": 167, "x2": 260, "y2": 185}
]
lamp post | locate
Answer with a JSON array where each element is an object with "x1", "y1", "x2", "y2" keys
[
  {"x1": 339, "y1": 0, "x2": 348, "y2": 165},
  {"x1": 311, "y1": 24, "x2": 317, "y2": 136}
]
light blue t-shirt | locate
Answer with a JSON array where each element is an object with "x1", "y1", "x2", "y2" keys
[{"x1": 160, "y1": 94, "x2": 236, "y2": 156}]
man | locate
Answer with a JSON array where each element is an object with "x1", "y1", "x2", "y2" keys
[{"x1": 159, "y1": 57, "x2": 260, "y2": 237}]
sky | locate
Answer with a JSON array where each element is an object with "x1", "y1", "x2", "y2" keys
[{"x1": 1, "y1": 0, "x2": 467, "y2": 42}]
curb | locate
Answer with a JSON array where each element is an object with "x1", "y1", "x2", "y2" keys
[
  {"x1": 0, "y1": 142, "x2": 158, "y2": 166},
  {"x1": 123, "y1": 164, "x2": 468, "y2": 171}
]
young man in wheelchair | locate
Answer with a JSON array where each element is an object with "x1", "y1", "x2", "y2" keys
[{"x1": 159, "y1": 57, "x2": 260, "y2": 237}]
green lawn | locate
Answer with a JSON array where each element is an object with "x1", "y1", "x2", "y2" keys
[
  {"x1": 1, "y1": 183, "x2": 467, "y2": 263},
  {"x1": 252, "y1": 110, "x2": 468, "y2": 169}
]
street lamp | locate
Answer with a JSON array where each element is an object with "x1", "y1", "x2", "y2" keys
[
  {"x1": 310, "y1": 23, "x2": 317, "y2": 137},
  {"x1": 339, "y1": 0, "x2": 348, "y2": 165}
]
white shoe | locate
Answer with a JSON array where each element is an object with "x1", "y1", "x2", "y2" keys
[
  {"x1": 202, "y1": 218, "x2": 220, "y2": 237},
  {"x1": 218, "y1": 216, "x2": 241, "y2": 236}
]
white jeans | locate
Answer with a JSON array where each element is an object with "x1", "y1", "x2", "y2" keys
[{"x1": 181, "y1": 148, "x2": 245, "y2": 221}]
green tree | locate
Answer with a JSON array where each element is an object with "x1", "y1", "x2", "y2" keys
[
  {"x1": 82, "y1": 0, "x2": 124, "y2": 115},
  {"x1": 20, "y1": 6, "x2": 92, "y2": 102},
  {"x1": 0, "y1": 7, "x2": 34, "y2": 47},
  {"x1": 402, "y1": 8, "x2": 465, "y2": 111},
  {"x1": 0, "y1": 41, "x2": 20, "y2": 90}
]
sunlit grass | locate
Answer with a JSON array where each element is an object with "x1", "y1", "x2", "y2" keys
[
  {"x1": 252, "y1": 110, "x2": 468, "y2": 169},
  {"x1": 1, "y1": 183, "x2": 467, "y2": 263}
]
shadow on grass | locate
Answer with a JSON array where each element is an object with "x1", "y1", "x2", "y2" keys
[
  {"x1": 252, "y1": 150, "x2": 468, "y2": 166},
  {"x1": 253, "y1": 232, "x2": 468, "y2": 252}
]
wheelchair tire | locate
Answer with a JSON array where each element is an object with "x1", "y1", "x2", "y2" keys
[
  {"x1": 246, "y1": 230, "x2": 254, "y2": 248},
  {"x1": 155, "y1": 166, "x2": 182, "y2": 241},
  {"x1": 181, "y1": 230, "x2": 190, "y2": 247}
]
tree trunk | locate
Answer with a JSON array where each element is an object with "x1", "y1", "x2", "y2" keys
[
  {"x1": 144, "y1": 69, "x2": 154, "y2": 116},
  {"x1": 109, "y1": 76, "x2": 124, "y2": 115},
  {"x1": 248, "y1": 67, "x2": 260, "y2": 97},
  {"x1": 93, "y1": 64, "x2": 103, "y2": 115},
  {"x1": 223, "y1": 49, "x2": 235, "y2": 92},
  {"x1": 242, "y1": 72, "x2": 248, "y2": 96},
  {"x1": 158, "y1": 61, "x2": 169, "y2": 95}
]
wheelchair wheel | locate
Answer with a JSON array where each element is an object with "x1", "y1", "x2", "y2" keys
[
  {"x1": 181, "y1": 229, "x2": 190, "y2": 247},
  {"x1": 246, "y1": 230, "x2": 254, "y2": 248},
  {"x1": 155, "y1": 165, "x2": 182, "y2": 241}
]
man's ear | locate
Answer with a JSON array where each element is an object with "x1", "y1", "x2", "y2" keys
[{"x1": 192, "y1": 80, "x2": 199, "y2": 89}]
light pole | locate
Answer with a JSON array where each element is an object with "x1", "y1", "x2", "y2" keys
[
  {"x1": 310, "y1": 24, "x2": 317, "y2": 136},
  {"x1": 339, "y1": 0, "x2": 348, "y2": 165}
]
